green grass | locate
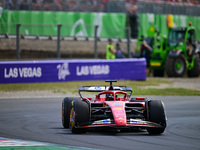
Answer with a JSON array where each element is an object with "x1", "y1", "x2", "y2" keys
[
  {"x1": 133, "y1": 88, "x2": 200, "y2": 96},
  {"x1": 0, "y1": 79, "x2": 200, "y2": 96}
]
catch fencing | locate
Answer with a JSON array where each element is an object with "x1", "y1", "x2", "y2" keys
[{"x1": 0, "y1": 11, "x2": 133, "y2": 59}]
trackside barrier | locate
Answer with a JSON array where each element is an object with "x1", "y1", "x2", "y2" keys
[{"x1": 0, "y1": 59, "x2": 146, "y2": 84}]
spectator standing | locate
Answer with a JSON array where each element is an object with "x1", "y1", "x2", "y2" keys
[
  {"x1": 115, "y1": 43, "x2": 125, "y2": 58},
  {"x1": 54, "y1": 0, "x2": 62, "y2": 11},
  {"x1": 139, "y1": 36, "x2": 153, "y2": 76},
  {"x1": 6, "y1": 0, "x2": 14, "y2": 10},
  {"x1": 90, "y1": 0, "x2": 104, "y2": 12},
  {"x1": 43, "y1": 0, "x2": 61, "y2": 11},
  {"x1": 77, "y1": 0, "x2": 90, "y2": 12},
  {"x1": 197, "y1": 41, "x2": 200, "y2": 51},
  {"x1": 186, "y1": 38, "x2": 195, "y2": 57},
  {"x1": 32, "y1": 0, "x2": 42, "y2": 10},
  {"x1": 0, "y1": 1, "x2": 3, "y2": 18},
  {"x1": 106, "y1": 38, "x2": 116, "y2": 59},
  {"x1": 104, "y1": 0, "x2": 125, "y2": 13},
  {"x1": 65, "y1": 0, "x2": 77, "y2": 11},
  {"x1": 126, "y1": 0, "x2": 138, "y2": 38},
  {"x1": 44, "y1": 0, "x2": 54, "y2": 11},
  {"x1": 0, "y1": 0, "x2": 4, "y2": 8},
  {"x1": 20, "y1": 0, "x2": 29, "y2": 10}
]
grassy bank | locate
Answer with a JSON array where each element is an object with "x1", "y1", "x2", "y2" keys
[{"x1": 0, "y1": 78, "x2": 200, "y2": 96}]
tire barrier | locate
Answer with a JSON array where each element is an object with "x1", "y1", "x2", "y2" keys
[{"x1": 0, "y1": 58, "x2": 146, "y2": 84}]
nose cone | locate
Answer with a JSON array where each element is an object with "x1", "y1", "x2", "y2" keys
[
  {"x1": 106, "y1": 101, "x2": 127, "y2": 125},
  {"x1": 115, "y1": 117, "x2": 126, "y2": 125}
]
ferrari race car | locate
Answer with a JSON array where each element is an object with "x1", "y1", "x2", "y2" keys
[{"x1": 62, "y1": 80, "x2": 167, "y2": 135}]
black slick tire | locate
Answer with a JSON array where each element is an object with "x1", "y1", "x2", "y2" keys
[
  {"x1": 70, "y1": 100, "x2": 89, "y2": 134},
  {"x1": 146, "y1": 100, "x2": 167, "y2": 135},
  {"x1": 62, "y1": 97, "x2": 80, "y2": 128}
]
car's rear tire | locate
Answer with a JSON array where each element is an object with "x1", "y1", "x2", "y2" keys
[
  {"x1": 70, "y1": 100, "x2": 89, "y2": 134},
  {"x1": 146, "y1": 100, "x2": 167, "y2": 135},
  {"x1": 62, "y1": 97, "x2": 80, "y2": 128}
]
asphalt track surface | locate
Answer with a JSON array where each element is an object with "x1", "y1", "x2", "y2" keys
[{"x1": 0, "y1": 96, "x2": 200, "y2": 150}]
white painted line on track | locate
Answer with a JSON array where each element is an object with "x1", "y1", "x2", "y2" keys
[
  {"x1": 0, "y1": 137, "x2": 100, "y2": 149},
  {"x1": 0, "y1": 137, "x2": 47, "y2": 147}
]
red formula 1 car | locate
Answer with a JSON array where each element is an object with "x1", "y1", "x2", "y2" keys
[{"x1": 62, "y1": 80, "x2": 167, "y2": 135}]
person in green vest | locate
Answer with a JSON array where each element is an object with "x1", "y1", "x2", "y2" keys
[{"x1": 106, "y1": 38, "x2": 116, "y2": 59}]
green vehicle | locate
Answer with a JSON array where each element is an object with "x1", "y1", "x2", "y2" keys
[
  {"x1": 149, "y1": 30, "x2": 167, "y2": 77},
  {"x1": 136, "y1": 23, "x2": 200, "y2": 77}
]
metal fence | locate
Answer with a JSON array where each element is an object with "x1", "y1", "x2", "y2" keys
[
  {"x1": 0, "y1": 23, "x2": 133, "y2": 59},
  {"x1": 1, "y1": 0, "x2": 200, "y2": 60}
]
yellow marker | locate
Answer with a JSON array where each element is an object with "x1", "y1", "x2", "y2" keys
[{"x1": 151, "y1": 62, "x2": 161, "y2": 67}]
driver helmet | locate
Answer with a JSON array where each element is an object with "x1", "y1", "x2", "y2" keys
[{"x1": 106, "y1": 94, "x2": 114, "y2": 101}]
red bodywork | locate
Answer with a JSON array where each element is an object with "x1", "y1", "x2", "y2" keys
[{"x1": 80, "y1": 90, "x2": 159, "y2": 129}]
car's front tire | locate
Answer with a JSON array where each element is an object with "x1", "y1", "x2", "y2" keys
[
  {"x1": 62, "y1": 97, "x2": 80, "y2": 128},
  {"x1": 146, "y1": 100, "x2": 167, "y2": 135},
  {"x1": 70, "y1": 100, "x2": 89, "y2": 133}
]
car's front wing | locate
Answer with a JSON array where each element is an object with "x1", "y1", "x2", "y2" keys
[{"x1": 79, "y1": 119, "x2": 163, "y2": 129}]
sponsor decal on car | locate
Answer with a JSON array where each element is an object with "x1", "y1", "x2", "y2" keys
[
  {"x1": 113, "y1": 103, "x2": 123, "y2": 106},
  {"x1": 94, "y1": 86, "x2": 102, "y2": 90},
  {"x1": 114, "y1": 108, "x2": 122, "y2": 110},
  {"x1": 92, "y1": 119, "x2": 111, "y2": 125}
]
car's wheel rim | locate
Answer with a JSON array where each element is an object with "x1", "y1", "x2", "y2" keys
[{"x1": 70, "y1": 108, "x2": 75, "y2": 131}]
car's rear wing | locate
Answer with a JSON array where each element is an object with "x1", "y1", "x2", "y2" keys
[
  {"x1": 78, "y1": 86, "x2": 132, "y2": 92},
  {"x1": 78, "y1": 86, "x2": 133, "y2": 98}
]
